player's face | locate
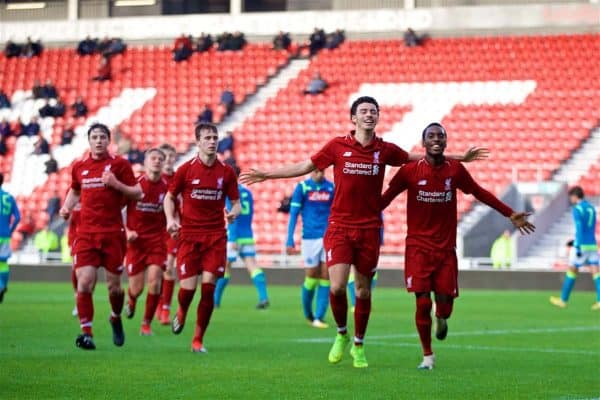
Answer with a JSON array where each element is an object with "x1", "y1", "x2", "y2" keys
[
  {"x1": 569, "y1": 194, "x2": 579, "y2": 205},
  {"x1": 422, "y1": 126, "x2": 447, "y2": 156},
  {"x1": 162, "y1": 149, "x2": 176, "y2": 172},
  {"x1": 311, "y1": 169, "x2": 324, "y2": 182},
  {"x1": 88, "y1": 129, "x2": 110, "y2": 157},
  {"x1": 352, "y1": 102, "x2": 379, "y2": 131},
  {"x1": 145, "y1": 150, "x2": 165, "y2": 175},
  {"x1": 197, "y1": 128, "x2": 218, "y2": 157}
]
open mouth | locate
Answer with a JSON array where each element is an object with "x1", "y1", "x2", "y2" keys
[{"x1": 431, "y1": 145, "x2": 442, "y2": 151}]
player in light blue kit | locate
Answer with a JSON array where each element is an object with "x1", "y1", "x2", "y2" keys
[
  {"x1": 215, "y1": 166, "x2": 269, "y2": 309},
  {"x1": 287, "y1": 169, "x2": 334, "y2": 328},
  {"x1": 0, "y1": 173, "x2": 21, "y2": 303},
  {"x1": 550, "y1": 186, "x2": 600, "y2": 310}
]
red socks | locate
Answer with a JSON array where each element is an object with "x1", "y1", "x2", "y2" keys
[
  {"x1": 77, "y1": 291, "x2": 94, "y2": 335},
  {"x1": 177, "y1": 287, "x2": 196, "y2": 317},
  {"x1": 329, "y1": 292, "x2": 348, "y2": 334},
  {"x1": 194, "y1": 283, "x2": 216, "y2": 343},
  {"x1": 415, "y1": 296, "x2": 433, "y2": 356},
  {"x1": 160, "y1": 279, "x2": 175, "y2": 310},
  {"x1": 143, "y1": 293, "x2": 160, "y2": 324},
  {"x1": 109, "y1": 289, "x2": 124, "y2": 320},
  {"x1": 435, "y1": 300, "x2": 453, "y2": 319},
  {"x1": 354, "y1": 297, "x2": 371, "y2": 345}
]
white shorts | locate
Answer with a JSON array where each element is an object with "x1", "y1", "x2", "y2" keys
[
  {"x1": 569, "y1": 247, "x2": 599, "y2": 268},
  {"x1": 301, "y1": 238, "x2": 325, "y2": 268},
  {"x1": 227, "y1": 242, "x2": 256, "y2": 262}
]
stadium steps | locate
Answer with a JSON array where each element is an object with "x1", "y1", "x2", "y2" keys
[{"x1": 552, "y1": 127, "x2": 600, "y2": 184}]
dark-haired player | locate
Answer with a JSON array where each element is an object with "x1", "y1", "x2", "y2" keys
[
  {"x1": 381, "y1": 122, "x2": 535, "y2": 370},
  {"x1": 124, "y1": 148, "x2": 169, "y2": 336},
  {"x1": 60, "y1": 123, "x2": 142, "y2": 350},
  {"x1": 241, "y1": 97, "x2": 487, "y2": 368},
  {"x1": 164, "y1": 123, "x2": 241, "y2": 353}
]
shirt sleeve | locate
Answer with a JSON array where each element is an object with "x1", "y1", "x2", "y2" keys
[
  {"x1": 286, "y1": 184, "x2": 303, "y2": 247},
  {"x1": 458, "y1": 163, "x2": 514, "y2": 217},
  {"x1": 117, "y1": 159, "x2": 137, "y2": 186},
  {"x1": 310, "y1": 139, "x2": 336, "y2": 171},
  {"x1": 385, "y1": 142, "x2": 410, "y2": 167},
  {"x1": 381, "y1": 166, "x2": 409, "y2": 210},
  {"x1": 71, "y1": 162, "x2": 81, "y2": 191},
  {"x1": 572, "y1": 207, "x2": 583, "y2": 247},
  {"x1": 168, "y1": 165, "x2": 186, "y2": 197},
  {"x1": 10, "y1": 197, "x2": 21, "y2": 234},
  {"x1": 225, "y1": 167, "x2": 240, "y2": 201}
]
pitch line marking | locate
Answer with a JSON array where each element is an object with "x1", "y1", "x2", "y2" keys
[{"x1": 369, "y1": 342, "x2": 600, "y2": 356}]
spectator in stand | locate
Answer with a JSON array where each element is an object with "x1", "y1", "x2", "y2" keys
[
  {"x1": 77, "y1": 36, "x2": 98, "y2": 56},
  {"x1": 0, "y1": 90, "x2": 11, "y2": 109},
  {"x1": 32, "y1": 80, "x2": 44, "y2": 99},
  {"x1": 45, "y1": 156, "x2": 58, "y2": 175},
  {"x1": 273, "y1": 31, "x2": 292, "y2": 51},
  {"x1": 107, "y1": 38, "x2": 126, "y2": 56},
  {"x1": 173, "y1": 39, "x2": 193, "y2": 63},
  {"x1": 42, "y1": 79, "x2": 58, "y2": 99},
  {"x1": 97, "y1": 36, "x2": 112, "y2": 55},
  {"x1": 34, "y1": 223, "x2": 59, "y2": 254},
  {"x1": 22, "y1": 37, "x2": 43, "y2": 58},
  {"x1": 4, "y1": 40, "x2": 21, "y2": 58},
  {"x1": 33, "y1": 135, "x2": 50, "y2": 155},
  {"x1": 61, "y1": 125, "x2": 75, "y2": 145},
  {"x1": 21, "y1": 117, "x2": 40, "y2": 137},
  {"x1": 17, "y1": 214, "x2": 35, "y2": 243},
  {"x1": 404, "y1": 28, "x2": 425, "y2": 47},
  {"x1": 217, "y1": 32, "x2": 233, "y2": 51},
  {"x1": 303, "y1": 72, "x2": 328, "y2": 95},
  {"x1": 325, "y1": 29, "x2": 345, "y2": 50},
  {"x1": 217, "y1": 131, "x2": 235, "y2": 163},
  {"x1": 0, "y1": 138, "x2": 7, "y2": 157},
  {"x1": 309, "y1": 28, "x2": 326, "y2": 56},
  {"x1": 39, "y1": 99, "x2": 65, "y2": 118},
  {"x1": 38, "y1": 102, "x2": 54, "y2": 118},
  {"x1": 71, "y1": 96, "x2": 88, "y2": 117},
  {"x1": 196, "y1": 104, "x2": 213, "y2": 124},
  {"x1": 173, "y1": 34, "x2": 192, "y2": 52},
  {"x1": 127, "y1": 145, "x2": 145, "y2": 165},
  {"x1": 196, "y1": 33, "x2": 213, "y2": 53},
  {"x1": 46, "y1": 190, "x2": 61, "y2": 222},
  {"x1": 0, "y1": 118, "x2": 11, "y2": 139},
  {"x1": 93, "y1": 55, "x2": 112, "y2": 81},
  {"x1": 220, "y1": 88, "x2": 235, "y2": 115},
  {"x1": 230, "y1": 31, "x2": 247, "y2": 51}
]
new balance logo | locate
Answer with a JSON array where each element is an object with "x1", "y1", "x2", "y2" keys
[
  {"x1": 417, "y1": 180, "x2": 427, "y2": 186},
  {"x1": 82, "y1": 170, "x2": 89, "y2": 176},
  {"x1": 192, "y1": 179, "x2": 200, "y2": 184},
  {"x1": 343, "y1": 152, "x2": 352, "y2": 157},
  {"x1": 180, "y1": 263, "x2": 186, "y2": 274}
]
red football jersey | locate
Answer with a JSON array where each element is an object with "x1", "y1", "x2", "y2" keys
[
  {"x1": 71, "y1": 154, "x2": 137, "y2": 234},
  {"x1": 67, "y1": 203, "x2": 81, "y2": 247},
  {"x1": 126, "y1": 174, "x2": 168, "y2": 239},
  {"x1": 168, "y1": 157, "x2": 239, "y2": 234},
  {"x1": 382, "y1": 158, "x2": 514, "y2": 251},
  {"x1": 311, "y1": 132, "x2": 409, "y2": 229}
]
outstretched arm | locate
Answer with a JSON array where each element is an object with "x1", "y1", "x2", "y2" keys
[
  {"x1": 240, "y1": 160, "x2": 316, "y2": 185},
  {"x1": 408, "y1": 147, "x2": 490, "y2": 162}
]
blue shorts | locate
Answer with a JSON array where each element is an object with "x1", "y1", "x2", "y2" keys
[
  {"x1": 227, "y1": 242, "x2": 256, "y2": 262},
  {"x1": 569, "y1": 247, "x2": 599, "y2": 268}
]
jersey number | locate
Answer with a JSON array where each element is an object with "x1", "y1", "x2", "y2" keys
[
  {"x1": 586, "y1": 208, "x2": 595, "y2": 228},
  {"x1": 1, "y1": 194, "x2": 11, "y2": 216},
  {"x1": 241, "y1": 199, "x2": 250, "y2": 216}
]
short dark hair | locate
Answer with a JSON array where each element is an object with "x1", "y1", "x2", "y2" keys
[
  {"x1": 87, "y1": 122, "x2": 111, "y2": 139},
  {"x1": 145, "y1": 147, "x2": 166, "y2": 159},
  {"x1": 194, "y1": 123, "x2": 218, "y2": 140},
  {"x1": 158, "y1": 143, "x2": 176, "y2": 154},
  {"x1": 568, "y1": 186, "x2": 584, "y2": 199},
  {"x1": 0, "y1": 173, "x2": 3, "y2": 186},
  {"x1": 350, "y1": 96, "x2": 379, "y2": 120},
  {"x1": 422, "y1": 122, "x2": 446, "y2": 140}
]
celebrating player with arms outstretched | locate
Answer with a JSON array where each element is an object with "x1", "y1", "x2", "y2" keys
[
  {"x1": 123, "y1": 148, "x2": 169, "y2": 336},
  {"x1": 164, "y1": 123, "x2": 241, "y2": 353},
  {"x1": 241, "y1": 97, "x2": 487, "y2": 368},
  {"x1": 381, "y1": 122, "x2": 535, "y2": 370},
  {"x1": 60, "y1": 123, "x2": 142, "y2": 350}
]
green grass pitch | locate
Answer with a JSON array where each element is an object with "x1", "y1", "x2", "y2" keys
[{"x1": 1, "y1": 282, "x2": 599, "y2": 399}]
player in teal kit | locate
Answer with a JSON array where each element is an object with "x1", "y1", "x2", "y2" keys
[
  {"x1": 214, "y1": 166, "x2": 269, "y2": 309},
  {"x1": 0, "y1": 173, "x2": 21, "y2": 303},
  {"x1": 550, "y1": 186, "x2": 600, "y2": 310},
  {"x1": 287, "y1": 169, "x2": 334, "y2": 328}
]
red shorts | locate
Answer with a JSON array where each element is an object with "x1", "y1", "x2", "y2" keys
[
  {"x1": 73, "y1": 231, "x2": 127, "y2": 275},
  {"x1": 176, "y1": 232, "x2": 227, "y2": 280},
  {"x1": 166, "y1": 235, "x2": 178, "y2": 256},
  {"x1": 404, "y1": 246, "x2": 459, "y2": 297},
  {"x1": 125, "y1": 236, "x2": 167, "y2": 276},
  {"x1": 323, "y1": 226, "x2": 380, "y2": 277}
]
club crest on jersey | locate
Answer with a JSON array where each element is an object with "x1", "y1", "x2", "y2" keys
[
  {"x1": 82, "y1": 170, "x2": 89, "y2": 176},
  {"x1": 418, "y1": 179, "x2": 427, "y2": 186},
  {"x1": 104, "y1": 164, "x2": 111, "y2": 172},
  {"x1": 444, "y1": 178, "x2": 452, "y2": 191},
  {"x1": 343, "y1": 151, "x2": 352, "y2": 157},
  {"x1": 373, "y1": 151, "x2": 380, "y2": 164},
  {"x1": 158, "y1": 193, "x2": 165, "y2": 203},
  {"x1": 217, "y1": 177, "x2": 223, "y2": 189}
]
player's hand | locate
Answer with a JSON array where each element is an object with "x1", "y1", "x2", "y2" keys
[
  {"x1": 286, "y1": 246, "x2": 299, "y2": 255},
  {"x1": 225, "y1": 210, "x2": 239, "y2": 224},
  {"x1": 167, "y1": 220, "x2": 181, "y2": 240},
  {"x1": 59, "y1": 207, "x2": 71, "y2": 220},
  {"x1": 566, "y1": 239, "x2": 574, "y2": 247},
  {"x1": 126, "y1": 230, "x2": 138, "y2": 242},
  {"x1": 239, "y1": 169, "x2": 267, "y2": 185},
  {"x1": 462, "y1": 147, "x2": 490, "y2": 163},
  {"x1": 509, "y1": 212, "x2": 536, "y2": 235},
  {"x1": 101, "y1": 170, "x2": 118, "y2": 188}
]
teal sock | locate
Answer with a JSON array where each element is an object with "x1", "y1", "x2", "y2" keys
[
  {"x1": 315, "y1": 280, "x2": 330, "y2": 321},
  {"x1": 371, "y1": 272, "x2": 378, "y2": 290},
  {"x1": 593, "y1": 273, "x2": 600, "y2": 302},
  {"x1": 251, "y1": 269, "x2": 268, "y2": 302},
  {"x1": 301, "y1": 277, "x2": 318, "y2": 320},
  {"x1": 214, "y1": 272, "x2": 231, "y2": 307},
  {"x1": 347, "y1": 280, "x2": 356, "y2": 307},
  {"x1": 560, "y1": 271, "x2": 577, "y2": 302},
  {"x1": 0, "y1": 261, "x2": 8, "y2": 290}
]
